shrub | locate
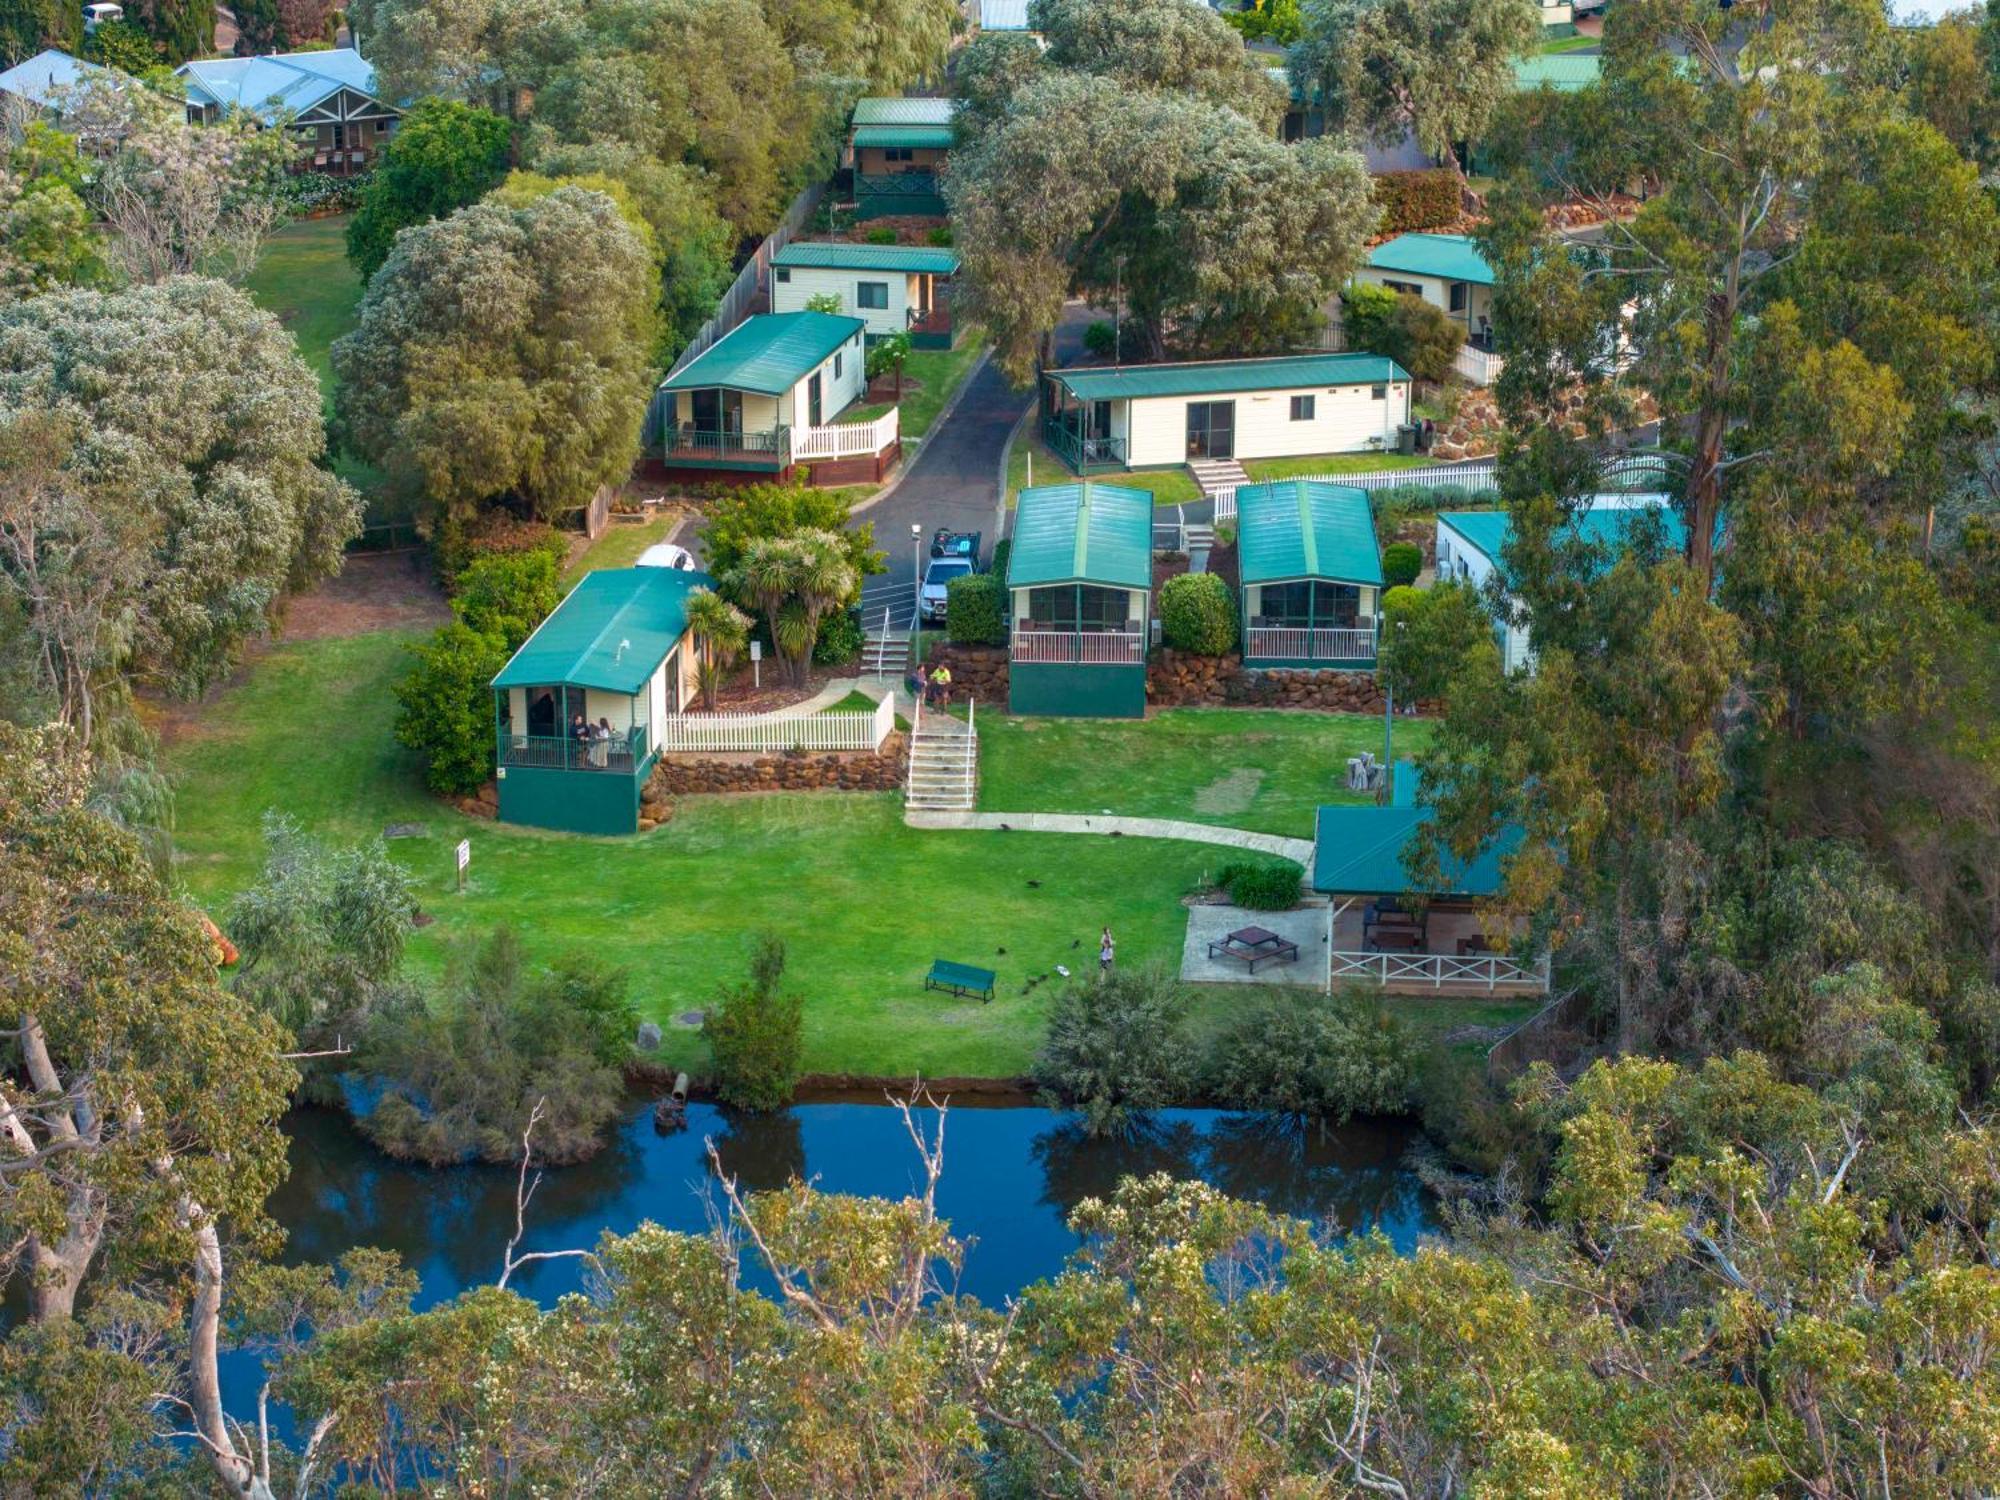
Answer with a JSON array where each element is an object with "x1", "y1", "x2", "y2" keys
[
  {"x1": 432, "y1": 513, "x2": 568, "y2": 584},
  {"x1": 1159, "y1": 572, "x2": 1236, "y2": 655},
  {"x1": 866, "y1": 329, "x2": 912, "y2": 382},
  {"x1": 1380, "y1": 578, "x2": 1495, "y2": 702},
  {"x1": 698, "y1": 481, "x2": 884, "y2": 601},
  {"x1": 1415, "y1": 1048, "x2": 1552, "y2": 1176},
  {"x1": 864, "y1": 226, "x2": 898, "y2": 245},
  {"x1": 1033, "y1": 964, "x2": 1193, "y2": 1136},
  {"x1": 703, "y1": 936, "x2": 805, "y2": 1112},
  {"x1": 1382, "y1": 542, "x2": 1423, "y2": 587},
  {"x1": 805, "y1": 291, "x2": 845, "y2": 314},
  {"x1": 393, "y1": 623, "x2": 509, "y2": 795},
  {"x1": 1209, "y1": 990, "x2": 1419, "y2": 1121},
  {"x1": 812, "y1": 606, "x2": 865, "y2": 665},
  {"x1": 1221, "y1": 0, "x2": 1302, "y2": 43},
  {"x1": 989, "y1": 537, "x2": 1011, "y2": 592},
  {"x1": 1082, "y1": 320, "x2": 1118, "y2": 358},
  {"x1": 1213, "y1": 860, "x2": 1303, "y2": 910},
  {"x1": 452, "y1": 549, "x2": 562, "y2": 651},
  {"x1": 1342, "y1": 283, "x2": 1465, "y2": 384},
  {"x1": 946, "y1": 572, "x2": 1007, "y2": 646},
  {"x1": 358, "y1": 927, "x2": 634, "y2": 1165},
  {"x1": 1372, "y1": 169, "x2": 1462, "y2": 234},
  {"x1": 925, "y1": 224, "x2": 954, "y2": 247},
  {"x1": 282, "y1": 170, "x2": 363, "y2": 215}
]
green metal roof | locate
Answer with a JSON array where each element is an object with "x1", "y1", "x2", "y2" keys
[
  {"x1": 772, "y1": 241, "x2": 960, "y2": 274},
  {"x1": 851, "y1": 96, "x2": 955, "y2": 127},
  {"x1": 658, "y1": 311, "x2": 863, "y2": 396},
  {"x1": 1237, "y1": 480, "x2": 1383, "y2": 587},
  {"x1": 1008, "y1": 483, "x2": 1154, "y2": 590},
  {"x1": 1365, "y1": 234, "x2": 1495, "y2": 287},
  {"x1": 853, "y1": 124, "x2": 955, "y2": 149},
  {"x1": 493, "y1": 567, "x2": 712, "y2": 696},
  {"x1": 1512, "y1": 53, "x2": 1602, "y2": 92},
  {"x1": 1051, "y1": 353, "x2": 1409, "y2": 403},
  {"x1": 1438, "y1": 502, "x2": 1688, "y2": 582},
  {"x1": 1312, "y1": 805, "x2": 1524, "y2": 897}
]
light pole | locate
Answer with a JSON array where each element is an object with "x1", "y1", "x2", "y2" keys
[
  {"x1": 1382, "y1": 619, "x2": 1405, "y2": 778},
  {"x1": 911, "y1": 522, "x2": 924, "y2": 629}
]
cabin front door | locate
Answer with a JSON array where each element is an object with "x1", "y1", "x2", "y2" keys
[
  {"x1": 808, "y1": 372, "x2": 823, "y2": 428},
  {"x1": 1186, "y1": 400, "x2": 1235, "y2": 460}
]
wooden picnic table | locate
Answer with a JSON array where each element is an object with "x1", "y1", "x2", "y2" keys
[
  {"x1": 1369, "y1": 928, "x2": 1426, "y2": 953},
  {"x1": 1208, "y1": 926, "x2": 1301, "y2": 973}
]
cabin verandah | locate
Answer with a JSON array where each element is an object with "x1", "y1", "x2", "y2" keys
[{"x1": 1007, "y1": 482, "x2": 1154, "y2": 718}]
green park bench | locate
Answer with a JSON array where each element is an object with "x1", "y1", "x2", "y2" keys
[{"x1": 925, "y1": 959, "x2": 996, "y2": 1003}]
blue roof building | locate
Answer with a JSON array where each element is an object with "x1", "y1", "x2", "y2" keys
[{"x1": 174, "y1": 48, "x2": 400, "y2": 175}]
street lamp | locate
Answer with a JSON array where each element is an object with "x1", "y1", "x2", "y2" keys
[
  {"x1": 911, "y1": 523, "x2": 924, "y2": 630},
  {"x1": 1382, "y1": 618, "x2": 1407, "y2": 778}
]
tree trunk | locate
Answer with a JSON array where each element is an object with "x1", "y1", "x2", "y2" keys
[
  {"x1": 26, "y1": 1224, "x2": 100, "y2": 1322},
  {"x1": 190, "y1": 1219, "x2": 275, "y2": 1499},
  {"x1": 1683, "y1": 284, "x2": 1737, "y2": 595}
]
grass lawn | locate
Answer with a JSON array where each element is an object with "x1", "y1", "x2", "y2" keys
[
  {"x1": 1538, "y1": 31, "x2": 1598, "y2": 51},
  {"x1": 564, "y1": 515, "x2": 680, "y2": 583},
  {"x1": 245, "y1": 214, "x2": 362, "y2": 406},
  {"x1": 1004, "y1": 432, "x2": 1202, "y2": 508},
  {"x1": 163, "y1": 630, "x2": 1254, "y2": 1079},
  {"x1": 898, "y1": 332, "x2": 988, "y2": 440},
  {"x1": 1242, "y1": 453, "x2": 1437, "y2": 482},
  {"x1": 975, "y1": 708, "x2": 1433, "y2": 840}
]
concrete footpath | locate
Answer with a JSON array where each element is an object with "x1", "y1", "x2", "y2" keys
[{"x1": 903, "y1": 808, "x2": 1315, "y2": 878}]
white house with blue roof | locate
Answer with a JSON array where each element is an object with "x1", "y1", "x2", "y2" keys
[
  {"x1": 1040, "y1": 352, "x2": 1412, "y2": 474},
  {"x1": 175, "y1": 47, "x2": 399, "y2": 174}
]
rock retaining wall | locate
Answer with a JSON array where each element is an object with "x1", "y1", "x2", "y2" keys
[
  {"x1": 643, "y1": 738, "x2": 908, "y2": 801},
  {"x1": 1149, "y1": 650, "x2": 1419, "y2": 713},
  {"x1": 923, "y1": 643, "x2": 1010, "y2": 702}
]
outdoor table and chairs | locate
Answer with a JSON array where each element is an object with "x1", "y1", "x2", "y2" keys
[{"x1": 1207, "y1": 925, "x2": 1301, "y2": 973}]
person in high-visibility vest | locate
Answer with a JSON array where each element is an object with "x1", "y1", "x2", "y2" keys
[{"x1": 929, "y1": 661, "x2": 952, "y2": 707}]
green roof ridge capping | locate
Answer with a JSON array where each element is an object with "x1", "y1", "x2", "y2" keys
[{"x1": 1296, "y1": 478, "x2": 1319, "y2": 577}]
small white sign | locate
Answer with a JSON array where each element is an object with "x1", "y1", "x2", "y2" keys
[
  {"x1": 455, "y1": 839, "x2": 470, "y2": 872},
  {"x1": 749, "y1": 641, "x2": 762, "y2": 661}
]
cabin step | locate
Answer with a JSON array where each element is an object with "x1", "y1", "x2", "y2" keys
[{"x1": 1186, "y1": 458, "x2": 1249, "y2": 499}]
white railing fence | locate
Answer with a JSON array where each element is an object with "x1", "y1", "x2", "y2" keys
[
  {"x1": 1212, "y1": 461, "x2": 1499, "y2": 520},
  {"x1": 1245, "y1": 626, "x2": 1377, "y2": 661},
  {"x1": 657, "y1": 697, "x2": 892, "y2": 754},
  {"x1": 1330, "y1": 949, "x2": 1551, "y2": 991},
  {"x1": 1453, "y1": 343, "x2": 1505, "y2": 386},
  {"x1": 1011, "y1": 630, "x2": 1146, "y2": 665},
  {"x1": 789, "y1": 407, "x2": 900, "y2": 463}
]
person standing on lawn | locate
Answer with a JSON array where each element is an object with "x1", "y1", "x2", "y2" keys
[{"x1": 1099, "y1": 927, "x2": 1115, "y2": 972}]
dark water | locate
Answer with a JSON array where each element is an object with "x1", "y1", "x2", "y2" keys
[{"x1": 271, "y1": 1098, "x2": 1436, "y2": 1310}]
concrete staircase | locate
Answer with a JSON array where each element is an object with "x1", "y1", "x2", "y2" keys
[
  {"x1": 904, "y1": 699, "x2": 978, "y2": 812},
  {"x1": 862, "y1": 627, "x2": 909, "y2": 679},
  {"x1": 1186, "y1": 457, "x2": 1249, "y2": 500}
]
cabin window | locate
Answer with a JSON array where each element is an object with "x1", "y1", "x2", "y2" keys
[
  {"x1": 882, "y1": 147, "x2": 915, "y2": 163},
  {"x1": 856, "y1": 281, "x2": 889, "y2": 310},
  {"x1": 1025, "y1": 585, "x2": 1128, "y2": 632},
  {"x1": 1383, "y1": 279, "x2": 1423, "y2": 297},
  {"x1": 834, "y1": 352, "x2": 844, "y2": 380},
  {"x1": 1289, "y1": 394, "x2": 1315, "y2": 422},
  {"x1": 775, "y1": 268, "x2": 791, "y2": 283},
  {"x1": 1449, "y1": 282, "x2": 1469, "y2": 313},
  {"x1": 1257, "y1": 581, "x2": 1361, "y2": 629},
  {"x1": 1371, "y1": 385, "x2": 1387, "y2": 401}
]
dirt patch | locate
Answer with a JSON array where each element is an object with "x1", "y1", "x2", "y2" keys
[
  {"x1": 279, "y1": 551, "x2": 448, "y2": 642},
  {"x1": 1192, "y1": 766, "x2": 1264, "y2": 817}
]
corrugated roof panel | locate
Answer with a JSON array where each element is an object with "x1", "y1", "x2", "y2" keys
[
  {"x1": 1512, "y1": 53, "x2": 1602, "y2": 93},
  {"x1": 658, "y1": 311, "x2": 864, "y2": 396},
  {"x1": 1237, "y1": 480, "x2": 1382, "y2": 586},
  {"x1": 1311, "y1": 805, "x2": 1523, "y2": 896},
  {"x1": 1364, "y1": 233, "x2": 1495, "y2": 286},
  {"x1": 1052, "y1": 353, "x2": 1409, "y2": 402},
  {"x1": 851, "y1": 96, "x2": 956, "y2": 126},
  {"x1": 980, "y1": 0, "x2": 1032, "y2": 27},
  {"x1": 772, "y1": 241, "x2": 960, "y2": 274},
  {"x1": 1008, "y1": 483, "x2": 1153, "y2": 590},
  {"x1": 852, "y1": 124, "x2": 956, "y2": 149},
  {"x1": 1438, "y1": 499, "x2": 1687, "y2": 582},
  {"x1": 0, "y1": 48, "x2": 117, "y2": 107},
  {"x1": 493, "y1": 567, "x2": 712, "y2": 695},
  {"x1": 174, "y1": 47, "x2": 382, "y2": 121}
]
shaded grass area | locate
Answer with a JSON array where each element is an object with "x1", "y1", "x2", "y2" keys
[
  {"x1": 163, "y1": 630, "x2": 1254, "y2": 1078},
  {"x1": 564, "y1": 515, "x2": 680, "y2": 584},
  {"x1": 245, "y1": 214, "x2": 361, "y2": 407},
  {"x1": 1004, "y1": 433, "x2": 1202, "y2": 508},
  {"x1": 898, "y1": 331, "x2": 987, "y2": 439},
  {"x1": 975, "y1": 708, "x2": 1435, "y2": 839}
]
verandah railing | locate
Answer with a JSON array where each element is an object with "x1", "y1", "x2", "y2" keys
[
  {"x1": 1244, "y1": 626, "x2": 1377, "y2": 661},
  {"x1": 498, "y1": 725, "x2": 651, "y2": 773},
  {"x1": 1329, "y1": 948, "x2": 1550, "y2": 991},
  {"x1": 790, "y1": 408, "x2": 900, "y2": 463},
  {"x1": 1011, "y1": 630, "x2": 1146, "y2": 665}
]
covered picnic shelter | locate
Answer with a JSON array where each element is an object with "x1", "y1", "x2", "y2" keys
[
  {"x1": 1236, "y1": 479, "x2": 1383, "y2": 669},
  {"x1": 1008, "y1": 481, "x2": 1153, "y2": 718}
]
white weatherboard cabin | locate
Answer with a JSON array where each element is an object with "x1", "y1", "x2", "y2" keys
[
  {"x1": 769, "y1": 241, "x2": 959, "y2": 345},
  {"x1": 1436, "y1": 497, "x2": 1683, "y2": 673},
  {"x1": 1040, "y1": 354, "x2": 1412, "y2": 474},
  {"x1": 1355, "y1": 234, "x2": 1497, "y2": 347}
]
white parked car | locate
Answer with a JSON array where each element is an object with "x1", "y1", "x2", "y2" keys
[
  {"x1": 635, "y1": 542, "x2": 697, "y2": 571},
  {"x1": 82, "y1": 3, "x2": 124, "y2": 30}
]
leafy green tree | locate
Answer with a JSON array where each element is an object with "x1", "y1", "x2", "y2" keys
[
  {"x1": 345, "y1": 0, "x2": 582, "y2": 109},
  {"x1": 683, "y1": 585, "x2": 751, "y2": 709},
  {"x1": 725, "y1": 529, "x2": 860, "y2": 689},
  {"x1": 1378, "y1": 578, "x2": 1494, "y2": 702},
  {"x1": 1158, "y1": 571, "x2": 1236, "y2": 655},
  {"x1": 1899, "y1": 9, "x2": 1999, "y2": 167},
  {"x1": 450, "y1": 546, "x2": 562, "y2": 650},
  {"x1": 0, "y1": 0, "x2": 78, "y2": 66},
  {"x1": 953, "y1": 28, "x2": 1047, "y2": 134},
  {"x1": 345, "y1": 98, "x2": 513, "y2": 278},
  {"x1": 951, "y1": 75, "x2": 1376, "y2": 377},
  {"x1": 1210, "y1": 989, "x2": 1417, "y2": 1121},
  {"x1": 0, "y1": 279, "x2": 359, "y2": 710},
  {"x1": 702, "y1": 934, "x2": 805, "y2": 1111},
  {"x1": 1033, "y1": 962, "x2": 1193, "y2": 1135},
  {"x1": 228, "y1": 813, "x2": 417, "y2": 1060},
  {"x1": 1031, "y1": 0, "x2": 1288, "y2": 128},
  {"x1": 698, "y1": 479, "x2": 884, "y2": 617},
  {"x1": 393, "y1": 622, "x2": 510, "y2": 795},
  {"x1": 134, "y1": 0, "x2": 211, "y2": 60},
  {"x1": 1342, "y1": 280, "x2": 1464, "y2": 382},
  {"x1": 333, "y1": 186, "x2": 658, "y2": 527},
  {"x1": 78, "y1": 14, "x2": 154, "y2": 68},
  {"x1": 1293, "y1": 0, "x2": 1541, "y2": 177}
]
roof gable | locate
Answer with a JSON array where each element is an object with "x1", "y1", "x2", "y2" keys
[
  {"x1": 1009, "y1": 483, "x2": 1153, "y2": 590},
  {"x1": 1365, "y1": 233, "x2": 1495, "y2": 287},
  {"x1": 174, "y1": 48, "x2": 385, "y2": 122},
  {"x1": 492, "y1": 567, "x2": 713, "y2": 695},
  {"x1": 1237, "y1": 480, "x2": 1382, "y2": 586},
  {"x1": 851, "y1": 96, "x2": 956, "y2": 127},
  {"x1": 0, "y1": 48, "x2": 120, "y2": 107},
  {"x1": 1052, "y1": 353, "x2": 1409, "y2": 402},
  {"x1": 658, "y1": 311, "x2": 865, "y2": 396}
]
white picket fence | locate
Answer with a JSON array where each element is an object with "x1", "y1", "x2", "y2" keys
[
  {"x1": 656, "y1": 692, "x2": 893, "y2": 754},
  {"x1": 1212, "y1": 461, "x2": 1498, "y2": 520},
  {"x1": 789, "y1": 408, "x2": 900, "y2": 463},
  {"x1": 1453, "y1": 343, "x2": 1505, "y2": 386}
]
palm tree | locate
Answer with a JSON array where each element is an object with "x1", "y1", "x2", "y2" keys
[
  {"x1": 727, "y1": 530, "x2": 858, "y2": 689},
  {"x1": 683, "y1": 587, "x2": 751, "y2": 711}
]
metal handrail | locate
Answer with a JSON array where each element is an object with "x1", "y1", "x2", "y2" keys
[
  {"x1": 1011, "y1": 629, "x2": 1146, "y2": 665},
  {"x1": 498, "y1": 725, "x2": 649, "y2": 773}
]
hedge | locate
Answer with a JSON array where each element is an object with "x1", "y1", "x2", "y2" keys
[
  {"x1": 1372, "y1": 170, "x2": 1462, "y2": 234},
  {"x1": 1383, "y1": 542, "x2": 1424, "y2": 587},
  {"x1": 946, "y1": 572, "x2": 1007, "y2": 645},
  {"x1": 1159, "y1": 572, "x2": 1236, "y2": 655},
  {"x1": 1215, "y1": 861, "x2": 1304, "y2": 911}
]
